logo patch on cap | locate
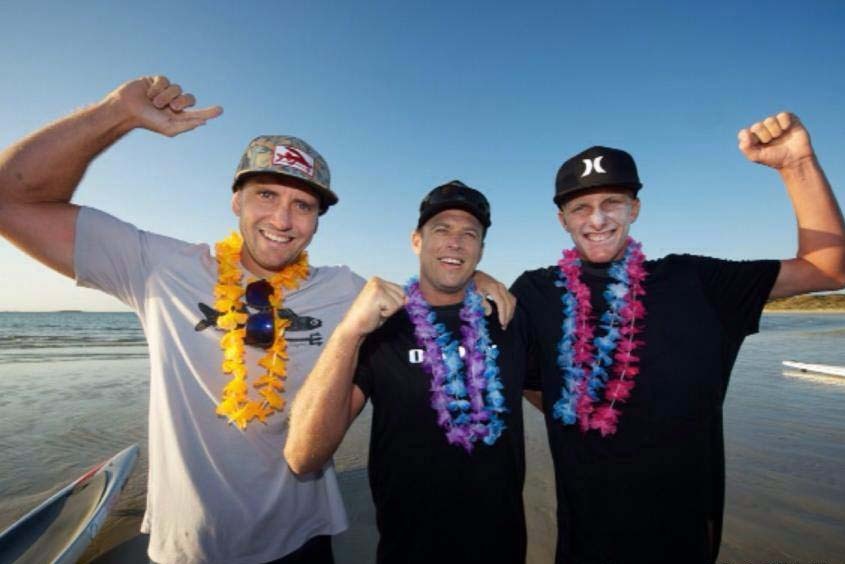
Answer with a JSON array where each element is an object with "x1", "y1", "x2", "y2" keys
[
  {"x1": 272, "y1": 145, "x2": 314, "y2": 177},
  {"x1": 581, "y1": 156, "x2": 606, "y2": 177}
]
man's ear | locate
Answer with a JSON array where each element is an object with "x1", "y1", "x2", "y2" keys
[
  {"x1": 557, "y1": 209, "x2": 572, "y2": 233},
  {"x1": 231, "y1": 191, "x2": 242, "y2": 215},
  {"x1": 629, "y1": 198, "x2": 641, "y2": 224},
  {"x1": 411, "y1": 229, "x2": 422, "y2": 256}
]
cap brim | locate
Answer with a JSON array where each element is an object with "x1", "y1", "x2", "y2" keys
[
  {"x1": 233, "y1": 170, "x2": 339, "y2": 213},
  {"x1": 418, "y1": 202, "x2": 490, "y2": 229},
  {"x1": 553, "y1": 181, "x2": 642, "y2": 207}
]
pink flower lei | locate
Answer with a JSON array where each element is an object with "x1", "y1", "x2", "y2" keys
[{"x1": 553, "y1": 237, "x2": 647, "y2": 436}]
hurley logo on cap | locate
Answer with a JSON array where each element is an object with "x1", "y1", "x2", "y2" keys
[
  {"x1": 272, "y1": 145, "x2": 314, "y2": 177},
  {"x1": 581, "y1": 156, "x2": 606, "y2": 177},
  {"x1": 554, "y1": 146, "x2": 642, "y2": 207}
]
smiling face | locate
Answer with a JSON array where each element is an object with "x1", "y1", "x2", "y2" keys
[
  {"x1": 557, "y1": 187, "x2": 640, "y2": 263},
  {"x1": 232, "y1": 174, "x2": 320, "y2": 278},
  {"x1": 412, "y1": 209, "x2": 484, "y2": 306}
]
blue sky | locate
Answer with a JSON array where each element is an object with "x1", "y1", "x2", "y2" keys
[{"x1": 1, "y1": 1, "x2": 843, "y2": 310}]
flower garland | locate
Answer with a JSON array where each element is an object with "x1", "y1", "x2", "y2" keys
[
  {"x1": 552, "y1": 237, "x2": 647, "y2": 436},
  {"x1": 405, "y1": 278, "x2": 506, "y2": 452},
  {"x1": 213, "y1": 232, "x2": 309, "y2": 429}
]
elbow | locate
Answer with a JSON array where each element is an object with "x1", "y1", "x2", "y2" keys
[
  {"x1": 283, "y1": 444, "x2": 308, "y2": 475},
  {"x1": 834, "y1": 264, "x2": 845, "y2": 289},
  {"x1": 283, "y1": 443, "x2": 325, "y2": 476},
  {"x1": 286, "y1": 460, "x2": 316, "y2": 477},
  {"x1": 823, "y1": 264, "x2": 845, "y2": 290}
]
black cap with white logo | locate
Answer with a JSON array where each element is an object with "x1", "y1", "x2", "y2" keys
[{"x1": 554, "y1": 146, "x2": 642, "y2": 207}]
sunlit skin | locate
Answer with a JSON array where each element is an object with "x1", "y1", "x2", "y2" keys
[
  {"x1": 231, "y1": 174, "x2": 320, "y2": 278},
  {"x1": 558, "y1": 187, "x2": 640, "y2": 263},
  {"x1": 411, "y1": 209, "x2": 484, "y2": 306}
]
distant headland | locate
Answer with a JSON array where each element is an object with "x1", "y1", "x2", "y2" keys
[{"x1": 765, "y1": 293, "x2": 845, "y2": 313}]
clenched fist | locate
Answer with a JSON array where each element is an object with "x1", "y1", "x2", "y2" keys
[
  {"x1": 339, "y1": 277, "x2": 405, "y2": 339},
  {"x1": 738, "y1": 112, "x2": 814, "y2": 171}
]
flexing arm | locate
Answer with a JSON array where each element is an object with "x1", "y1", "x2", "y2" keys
[
  {"x1": 738, "y1": 112, "x2": 845, "y2": 298},
  {"x1": 0, "y1": 76, "x2": 222, "y2": 277},
  {"x1": 285, "y1": 277, "x2": 405, "y2": 475}
]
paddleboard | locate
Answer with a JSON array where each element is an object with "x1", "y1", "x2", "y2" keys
[
  {"x1": 782, "y1": 360, "x2": 845, "y2": 378},
  {"x1": 0, "y1": 444, "x2": 139, "y2": 564}
]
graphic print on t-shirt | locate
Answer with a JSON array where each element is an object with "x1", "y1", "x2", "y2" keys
[
  {"x1": 193, "y1": 302, "x2": 324, "y2": 346},
  {"x1": 406, "y1": 344, "x2": 498, "y2": 364}
]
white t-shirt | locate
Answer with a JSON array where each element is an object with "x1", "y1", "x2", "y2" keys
[{"x1": 74, "y1": 207, "x2": 365, "y2": 564}]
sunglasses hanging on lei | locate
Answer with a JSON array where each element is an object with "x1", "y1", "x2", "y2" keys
[{"x1": 212, "y1": 232, "x2": 309, "y2": 429}]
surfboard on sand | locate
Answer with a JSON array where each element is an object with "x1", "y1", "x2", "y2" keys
[
  {"x1": 0, "y1": 444, "x2": 139, "y2": 564},
  {"x1": 782, "y1": 360, "x2": 845, "y2": 378}
]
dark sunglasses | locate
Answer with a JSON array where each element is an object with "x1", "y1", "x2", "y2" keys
[{"x1": 244, "y1": 280, "x2": 275, "y2": 348}]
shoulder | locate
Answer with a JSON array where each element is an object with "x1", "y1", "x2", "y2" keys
[
  {"x1": 306, "y1": 264, "x2": 366, "y2": 290},
  {"x1": 515, "y1": 265, "x2": 559, "y2": 282},
  {"x1": 653, "y1": 253, "x2": 778, "y2": 275},
  {"x1": 511, "y1": 265, "x2": 558, "y2": 294},
  {"x1": 292, "y1": 264, "x2": 366, "y2": 307},
  {"x1": 645, "y1": 253, "x2": 724, "y2": 278},
  {"x1": 77, "y1": 206, "x2": 210, "y2": 263}
]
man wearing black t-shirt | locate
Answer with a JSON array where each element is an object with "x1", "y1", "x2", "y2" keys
[
  {"x1": 512, "y1": 112, "x2": 845, "y2": 563},
  {"x1": 287, "y1": 181, "x2": 531, "y2": 563}
]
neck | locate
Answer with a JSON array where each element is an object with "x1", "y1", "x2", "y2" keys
[
  {"x1": 240, "y1": 253, "x2": 303, "y2": 280},
  {"x1": 418, "y1": 280, "x2": 467, "y2": 307}
]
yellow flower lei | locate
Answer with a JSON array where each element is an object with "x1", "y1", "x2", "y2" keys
[{"x1": 213, "y1": 232, "x2": 309, "y2": 429}]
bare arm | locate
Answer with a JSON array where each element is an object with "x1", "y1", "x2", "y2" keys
[
  {"x1": 738, "y1": 112, "x2": 845, "y2": 298},
  {"x1": 0, "y1": 76, "x2": 222, "y2": 278},
  {"x1": 285, "y1": 277, "x2": 405, "y2": 475}
]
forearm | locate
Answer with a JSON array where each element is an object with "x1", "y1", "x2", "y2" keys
[
  {"x1": 285, "y1": 323, "x2": 366, "y2": 474},
  {"x1": 782, "y1": 155, "x2": 845, "y2": 285},
  {"x1": 0, "y1": 96, "x2": 134, "y2": 205}
]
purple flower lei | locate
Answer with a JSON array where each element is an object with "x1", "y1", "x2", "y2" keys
[{"x1": 404, "y1": 278, "x2": 506, "y2": 452}]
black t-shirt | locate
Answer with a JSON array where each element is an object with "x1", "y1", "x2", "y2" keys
[
  {"x1": 511, "y1": 254, "x2": 780, "y2": 564},
  {"x1": 354, "y1": 303, "x2": 531, "y2": 564}
]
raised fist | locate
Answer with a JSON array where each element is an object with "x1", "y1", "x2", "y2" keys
[{"x1": 738, "y1": 112, "x2": 814, "y2": 171}]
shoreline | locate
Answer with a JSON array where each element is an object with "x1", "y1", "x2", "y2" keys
[{"x1": 763, "y1": 308, "x2": 845, "y2": 314}]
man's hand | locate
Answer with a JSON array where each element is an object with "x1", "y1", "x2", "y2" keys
[
  {"x1": 339, "y1": 277, "x2": 405, "y2": 339},
  {"x1": 105, "y1": 75, "x2": 223, "y2": 137},
  {"x1": 472, "y1": 270, "x2": 516, "y2": 329},
  {"x1": 738, "y1": 112, "x2": 814, "y2": 171}
]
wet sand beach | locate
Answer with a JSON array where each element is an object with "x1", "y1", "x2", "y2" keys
[
  {"x1": 80, "y1": 402, "x2": 558, "y2": 563},
  {"x1": 1, "y1": 312, "x2": 844, "y2": 563}
]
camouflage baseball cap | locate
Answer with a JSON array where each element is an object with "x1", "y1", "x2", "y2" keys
[{"x1": 232, "y1": 135, "x2": 338, "y2": 214}]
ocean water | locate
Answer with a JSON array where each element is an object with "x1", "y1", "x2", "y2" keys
[{"x1": 0, "y1": 311, "x2": 843, "y2": 563}]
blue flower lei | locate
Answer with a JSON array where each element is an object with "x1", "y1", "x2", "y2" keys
[{"x1": 405, "y1": 278, "x2": 507, "y2": 452}]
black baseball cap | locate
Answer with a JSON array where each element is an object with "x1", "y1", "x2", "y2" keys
[
  {"x1": 417, "y1": 180, "x2": 491, "y2": 231},
  {"x1": 554, "y1": 146, "x2": 642, "y2": 207}
]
